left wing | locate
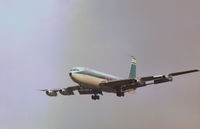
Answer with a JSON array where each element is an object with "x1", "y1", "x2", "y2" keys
[
  {"x1": 138, "y1": 69, "x2": 199, "y2": 87},
  {"x1": 40, "y1": 86, "x2": 102, "y2": 97},
  {"x1": 100, "y1": 69, "x2": 199, "y2": 91}
]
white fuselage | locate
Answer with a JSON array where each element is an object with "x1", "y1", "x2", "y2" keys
[{"x1": 69, "y1": 67, "x2": 121, "y2": 93}]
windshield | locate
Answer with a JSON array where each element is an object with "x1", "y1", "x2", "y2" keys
[{"x1": 70, "y1": 69, "x2": 79, "y2": 71}]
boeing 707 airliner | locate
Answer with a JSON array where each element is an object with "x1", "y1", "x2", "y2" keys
[{"x1": 41, "y1": 57, "x2": 199, "y2": 100}]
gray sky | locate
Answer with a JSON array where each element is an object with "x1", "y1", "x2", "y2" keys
[{"x1": 0, "y1": 0, "x2": 200, "y2": 129}]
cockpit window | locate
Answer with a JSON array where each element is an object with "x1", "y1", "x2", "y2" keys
[{"x1": 70, "y1": 69, "x2": 79, "y2": 71}]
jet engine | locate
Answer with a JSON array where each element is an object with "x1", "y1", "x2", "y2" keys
[
  {"x1": 59, "y1": 89, "x2": 74, "y2": 95},
  {"x1": 139, "y1": 75, "x2": 173, "y2": 85},
  {"x1": 45, "y1": 90, "x2": 57, "y2": 96}
]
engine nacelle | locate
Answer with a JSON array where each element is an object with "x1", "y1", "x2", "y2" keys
[
  {"x1": 154, "y1": 76, "x2": 173, "y2": 84},
  {"x1": 46, "y1": 90, "x2": 57, "y2": 96},
  {"x1": 167, "y1": 76, "x2": 173, "y2": 81},
  {"x1": 59, "y1": 89, "x2": 74, "y2": 95}
]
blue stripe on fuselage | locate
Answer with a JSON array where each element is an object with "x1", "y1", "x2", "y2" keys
[{"x1": 74, "y1": 70, "x2": 119, "y2": 81}]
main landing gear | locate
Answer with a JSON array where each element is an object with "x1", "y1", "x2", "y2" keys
[
  {"x1": 116, "y1": 91, "x2": 125, "y2": 97},
  {"x1": 91, "y1": 94, "x2": 100, "y2": 100}
]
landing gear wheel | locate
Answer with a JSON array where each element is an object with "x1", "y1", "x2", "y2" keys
[
  {"x1": 116, "y1": 92, "x2": 124, "y2": 97},
  {"x1": 116, "y1": 92, "x2": 121, "y2": 97},
  {"x1": 96, "y1": 95, "x2": 100, "y2": 100},
  {"x1": 91, "y1": 95, "x2": 100, "y2": 100},
  {"x1": 91, "y1": 95, "x2": 96, "y2": 100}
]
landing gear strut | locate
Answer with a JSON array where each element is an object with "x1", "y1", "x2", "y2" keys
[{"x1": 91, "y1": 94, "x2": 100, "y2": 100}]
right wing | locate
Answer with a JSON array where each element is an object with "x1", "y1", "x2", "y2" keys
[{"x1": 40, "y1": 86, "x2": 102, "y2": 97}]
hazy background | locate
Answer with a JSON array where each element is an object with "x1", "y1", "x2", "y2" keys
[{"x1": 0, "y1": 0, "x2": 200, "y2": 129}]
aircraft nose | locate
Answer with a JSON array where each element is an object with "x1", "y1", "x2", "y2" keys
[{"x1": 69, "y1": 72, "x2": 72, "y2": 76}]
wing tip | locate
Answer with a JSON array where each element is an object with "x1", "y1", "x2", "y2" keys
[
  {"x1": 192, "y1": 69, "x2": 199, "y2": 72},
  {"x1": 168, "y1": 69, "x2": 200, "y2": 77}
]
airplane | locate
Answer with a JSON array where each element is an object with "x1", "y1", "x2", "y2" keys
[{"x1": 40, "y1": 57, "x2": 199, "y2": 100}]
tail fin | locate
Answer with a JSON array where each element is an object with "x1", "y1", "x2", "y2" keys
[{"x1": 129, "y1": 56, "x2": 136, "y2": 78}]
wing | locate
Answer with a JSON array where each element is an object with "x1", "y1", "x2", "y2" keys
[
  {"x1": 138, "y1": 69, "x2": 199, "y2": 87},
  {"x1": 100, "y1": 69, "x2": 199, "y2": 91},
  {"x1": 40, "y1": 86, "x2": 103, "y2": 97},
  {"x1": 100, "y1": 78, "x2": 137, "y2": 87}
]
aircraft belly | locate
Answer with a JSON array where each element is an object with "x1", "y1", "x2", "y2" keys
[
  {"x1": 72, "y1": 74, "x2": 104, "y2": 88},
  {"x1": 72, "y1": 74, "x2": 116, "y2": 93}
]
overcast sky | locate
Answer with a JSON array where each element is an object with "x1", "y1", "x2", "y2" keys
[{"x1": 0, "y1": 0, "x2": 200, "y2": 129}]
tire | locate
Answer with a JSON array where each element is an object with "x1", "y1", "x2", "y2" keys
[
  {"x1": 116, "y1": 92, "x2": 121, "y2": 97},
  {"x1": 91, "y1": 95, "x2": 96, "y2": 100},
  {"x1": 116, "y1": 92, "x2": 124, "y2": 97},
  {"x1": 96, "y1": 95, "x2": 100, "y2": 100}
]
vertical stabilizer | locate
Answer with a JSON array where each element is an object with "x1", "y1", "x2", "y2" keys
[{"x1": 129, "y1": 56, "x2": 136, "y2": 78}]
